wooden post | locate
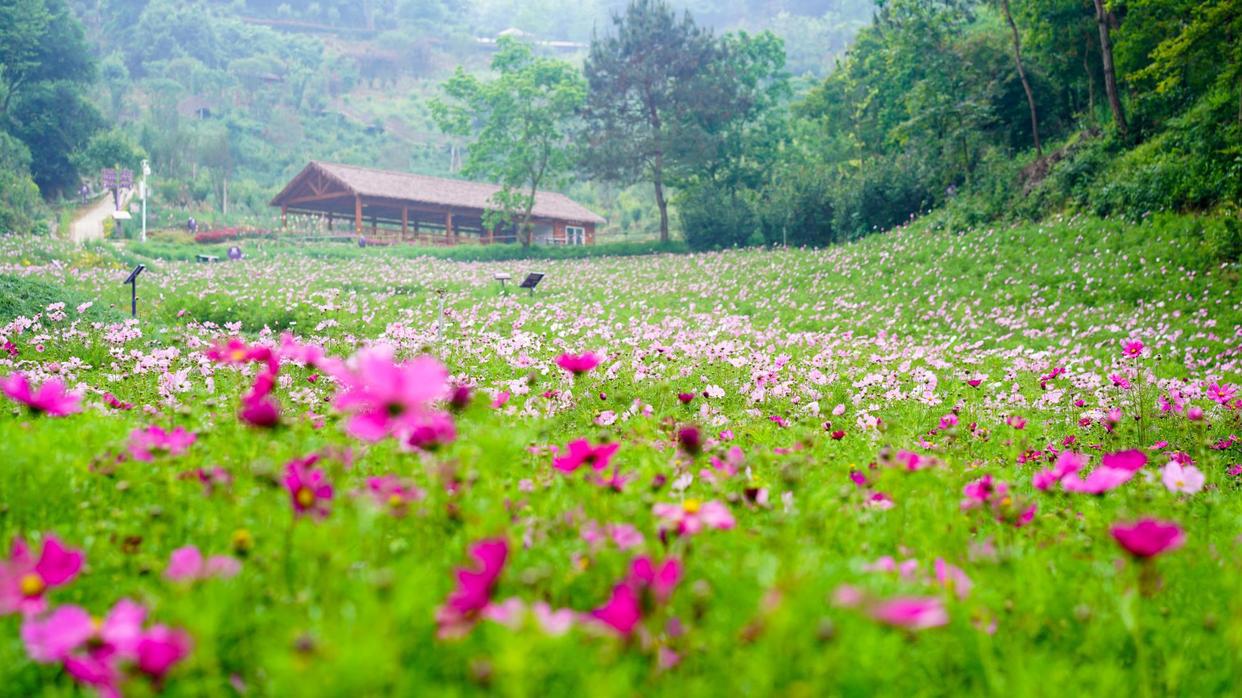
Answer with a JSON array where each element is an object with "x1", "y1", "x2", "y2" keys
[
  {"x1": 354, "y1": 195, "x2": 363, "y2": 236},
  {"x1": 327, "y1": 212, "x2": 333, "y2": 232},
  {"x1": 445, "y1": 212, "x2": 454, "y2": 246},
  {"x1": 371, "y1": 215, "x2": 377, "y2": 236},
  {"x1": 281, "y1": 205, "x2": 287, "y2": 229},
  {"x1": 401, "y1": 207, "x2": 408, "y2": 240}
]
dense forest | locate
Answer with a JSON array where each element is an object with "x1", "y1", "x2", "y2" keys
[{"x1": 0, "y1": 0, "x2": 1238, "y2": 248}]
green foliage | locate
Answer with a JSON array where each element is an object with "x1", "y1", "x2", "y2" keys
[
  {"x1": 432, "y1": 37, "x2": 586, "y2": 246},
  {"x1": 0, "y1": 272, "x2": 122, "y2": 323},
  {"x1": 0, "y1": 132, "x2": 47, "y2": 234}
]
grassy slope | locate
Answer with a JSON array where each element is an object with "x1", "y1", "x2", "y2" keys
[{"x1": 0, "y1": 213, "x2": 1238, "y2": 696}]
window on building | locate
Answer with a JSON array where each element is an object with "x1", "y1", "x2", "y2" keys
[{"x1": 566, "y1": 226, "x2": 585, "y2": 245}]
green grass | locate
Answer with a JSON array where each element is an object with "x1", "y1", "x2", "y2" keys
[{"x1": 0, "y1": 212, "x2": 1239, "y2": 696}]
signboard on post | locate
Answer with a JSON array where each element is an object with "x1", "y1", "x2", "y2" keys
[{"x1": 519, "y1": 272, "x2": 545, "y2": 296}]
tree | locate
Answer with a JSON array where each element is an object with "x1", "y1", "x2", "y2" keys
[
  {"x1": 581, "y1": 0, "x2": 739, "y2": 243},
  {"x1": 996, "y1": 0, "x2": 1042, "y2": 155},
  {"x1": 0, "y1": 0, "x2": 98, "y2": 196},
  {"x1": 431, "y1": 37, "x2": 585, "y2": 247},
  {"x1": 1091, "y1": 0, "x2": 1128, "y2": 138}
]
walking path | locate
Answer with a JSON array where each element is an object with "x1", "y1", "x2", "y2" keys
[{"x1": 70, "y1": 189, "x2": 133, "y2": 244}]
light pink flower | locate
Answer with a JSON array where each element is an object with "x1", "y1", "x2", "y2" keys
[
  {"x1": 652, "y1": 499, "x2": 735, "y2": 536},
  {"x1": 165, "y1": 546, "x2": 241, "y2": 582},
  {"x1": 1161, "y1": 461, "x2": 1205, "y2": 494},
  {"x1": 868, "y1": 597, "x2": 949, "y2": 630},
  {"x1": 933, "y1": 558, "x2": 972, "y2": 599},
  {"x1": 128, "y1": 425, "x2": 196, "y2": 461},
  {"x1": 332, "y1": 345, "x2": 450, "y2": 442}
]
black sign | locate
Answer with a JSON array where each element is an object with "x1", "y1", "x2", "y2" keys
[
  {"x1": 519, "y1": 272, "x2": 545, "y2": 295},
  {"x1": 123, "y1": 265, "x2": 145, "y2": 318}
]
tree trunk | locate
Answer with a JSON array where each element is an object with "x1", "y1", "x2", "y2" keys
[
  {"x1": 653, "y1": 157, "x2": 669, "y2": 244},
  {"x1": 1000, "y1": 0, "x2": 1041, "y2": 156},
  {"x1": 221, "y1": 174, "x2": 229, "y2": 215},
  {"x1": 1083, "y1": 35, "x2": 1097, "y2": 126},
  {"x1": 1092, "y1": 0, "x2": 1128, "y2": 139}
]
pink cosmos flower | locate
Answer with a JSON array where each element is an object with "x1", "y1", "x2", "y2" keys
[
  {"x1": 436, "y1": 538, "x2": 508, "y2": 638},
  {"x1": 400, "y1": 410, "x2": 458, "y2": 450},
  {"x1": 1122, "y1": 340, "x2": 1144, "y2": 357},
  {"x1": 863, "y1": 556, "x2": 919, "y2": 579},
  {"x1": 555, "y1": 352, "x2": 601, "y2": 376},
  {"x1": 588, "y1": 583, "x2": 641, "y2": 636},
  {"x1": 961, "y1": 475, "x2": 1007, "y2": 510},
  {"x1": 283, "y1": 456, "x2": 333, "y2": 519},
  {"x1": 1111, "y1": 519, "x2": 1185, "y2": 558},
  {"x1": 553, "y1": 439, "x2": 620, "y2": 473},
  {"x1": 868, "y1": 597, "x2": 949, "y2": 630},
  {"x1": 677, "y1": 392, "x2": 695, "y2": 404},
  {"x1": 1032, "y1": 451, "x2": 1087, "y2": 490},
  {"x1": 332, "y1": 345, "x2": 450, "y2": 442},
  {"x1": 933, "y1": 558, "x2": 972, "y2": 599},
  {"x1": 652, "y1": 499, "x2": 735, "y2": 536},
  {"x1": 1102, "y1": 449, "x2": 1148, "y2": 471},
  {"x1": 1005, "y1": 415, "x2": 1027, "y2": 430},
  {"x1": 0, "y1": 536, "x2": 84, "y2": 616},
  {"x1": 136, "y1": 625, "x2": 193, "y2": 679},
  {"x1": 363, "y1": 475, "x2": 425, "y2": 516},
  {"x1": 165, "y1": 546, "x2": 241, "y2": 582},
  {"x1": 1161, "y1": 461, "x2": 1205, "y2": 494},
  {"x1": 1206, "y1": 382, "x2": 1236, "y2": 406},
  {"x1": 1060, "y1": 466, "x2": 1136, "y2": 494},
  {"x1": 127, "y1": 426, "x2": 196, "y2": 462},
  {"x1": 22, "y1": 598, "x2": 186, "y2": 694},
  {"x1": 1, "y1": 373, "x2": 81, "y2": 416},
  {"x1": 587, "y1": 556, "x2": 682, "y2": 636}
]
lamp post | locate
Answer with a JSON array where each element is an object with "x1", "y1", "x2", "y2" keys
[{"x1": 140, "y1": 159, "x2": 150, "y2": 242}]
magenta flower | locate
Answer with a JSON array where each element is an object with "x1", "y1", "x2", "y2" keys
[
  {"x1": 1111, "y1": 519, "x2": 1185, "y2": 558},
  {"x1": 555, "y1": 352, "x2": 601, "y2": 376},
  {"x1": 1060, "y1": 466, "x2": 1135, "y2": 494},
  {"x1": 436, "y1": 538, "x2": 509, "y2": 638},
  {"x1": 588, "y1": 583, "x2": 641, "y2": 636},
  {"x1": 283, "y1": 456, "x2": 333, "y2": 519},
  {"x1": 1102, "y1": 449, "x2": 1148, "y2": 471},
  {"x1": 21, "y1": 598, "x2": 158, "y2": 696},
  {"x1": 0, "y1": 535, "x2": 84, "y2": 616},
  {"x1": 165, "y1": 546, "x2": 241, "y2": 582},
  {"x1": 1122, "y1": 340, "x2": 1145, "y2": 357},
  {"x1": 332, "y1": 345, "x2": 450, "y2": 442},
  {"x1": 400, "y1": 411, "x2": 458, "y2": 450},
  {"x1": 553, "y1": 439, "x2": 620, "y2": 473},
  {"x1": 1032, "y1": 451, "x2": 1086, "y2": 490},
  {"x1": 1, "y1": 373, "x2": 81, "y2": 416},
  {"x1": 868, "y1": 596, "x2": 949, "y2": 630},
  {"x1": 677, "y1": 392, "x2": 695, "y2": 405},
  {"x1": 627, "y1": 556, "x2": 682, "y2": 603},
  {"x1": 652, "y1": 499, "x2": 735, "y2": 536},
  {"x1": 127, "y1": 425, "x2": 196, "y2": 462},
  {"x1": 136, "y1": 625, "x2": 193, "y2": 679}
]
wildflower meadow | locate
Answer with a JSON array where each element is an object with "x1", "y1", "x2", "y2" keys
[{"x1": 1, "y1": 214, "x2": 1240, "y2": 696}]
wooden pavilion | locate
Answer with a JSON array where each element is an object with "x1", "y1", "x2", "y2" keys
[{"x1": 270, "y1": 161, "x2": 605, "y2": 246}]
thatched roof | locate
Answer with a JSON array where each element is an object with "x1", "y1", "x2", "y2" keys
[{"x1": 271, "y1": 161, "x2": 605, "y2": 225}]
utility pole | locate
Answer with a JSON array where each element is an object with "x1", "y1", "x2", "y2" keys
[{"x1": 140, "y1": 159, "x2": 150, "y2": 242}]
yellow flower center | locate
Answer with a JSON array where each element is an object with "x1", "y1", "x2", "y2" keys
[
  {"x1": 388, "y1": 493, "x2": 405, "y2": 509},
  {"x1": 999, "y1": 496, "x2": 1012, "y2": 508},
  {"x1": 296, "y1": 487, "x2": 316, "y2": 508},
  {"x1": 230, "y1": 348, "x2": 248, "y2": 361},
  {"x1": 683, "y1": 499, "x2": 702, "y2": 514},
  {"x1": 19, "y1": 573, "x2": 45, "y2": 597}
]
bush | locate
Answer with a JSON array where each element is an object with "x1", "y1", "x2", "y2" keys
[{"x1": 679, "y1": 183, "x2": 758, "y2": 251}]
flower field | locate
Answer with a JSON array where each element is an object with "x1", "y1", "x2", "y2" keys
[{"x1": 1, "y1": 214, "x2": 1240, "y2": 696}]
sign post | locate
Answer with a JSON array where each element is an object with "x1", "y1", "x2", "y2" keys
[
  {"x1": 123, "y1": 265, "x2": 145, "y2": 318},
  {"x1": 519, "y1": 272, "x2": 545, "y2": 296}
]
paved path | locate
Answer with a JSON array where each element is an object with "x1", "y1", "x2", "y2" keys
[{"x1": 70, "y1": 189, "x2": 132, "y2": 244}]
